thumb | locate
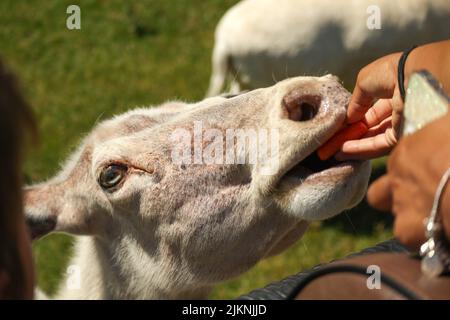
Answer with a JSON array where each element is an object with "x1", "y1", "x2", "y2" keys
[{"x1": 367, "y1": 174, "x2": 392, "y2": 212}]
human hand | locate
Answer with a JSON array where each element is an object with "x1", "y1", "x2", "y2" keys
[
  {"x1": 336, "y1": 52, "x2": 404, "y2": 161},
  {"x1": 338, "y1": 40, "x2": 450, "y2": 161},
  {"x1": 367, "y1": 112, "x2": 450, "y2": 250}
]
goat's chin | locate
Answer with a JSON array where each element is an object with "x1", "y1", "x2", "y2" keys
[{"x1": 277, "y1": 160, "x2": 371, "y2": 221}]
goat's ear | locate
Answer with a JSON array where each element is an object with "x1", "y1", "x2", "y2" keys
[{"x1": 24, "y1": 184, "x2": 94, "y2": 240}]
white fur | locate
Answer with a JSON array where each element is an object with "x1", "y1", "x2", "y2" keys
[
  {"x1": 25, "y1": 76, "x2": 370, "y2": 299},
  {"x1": 207, "y1": 0, "x2": 450, "y2": 96}
]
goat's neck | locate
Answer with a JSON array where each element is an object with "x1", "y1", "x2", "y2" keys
[{"x1": 55, "y1": 236, "x2": 211, "y2": 299}]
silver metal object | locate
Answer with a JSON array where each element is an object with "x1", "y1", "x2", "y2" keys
[
  {"x1": 419, "y1": 168, "x2": 450, "y2": 277},
  {"x1": 400, "y1": 71, "x2": 449, "y2": 138}
]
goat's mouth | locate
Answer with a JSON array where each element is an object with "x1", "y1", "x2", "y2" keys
[
  {"x1": 275, "y1": 146, "x2": 369, "y2": 221},
  {"x1": 280, "y1": 147, "x2": 363, "y2": 186}
]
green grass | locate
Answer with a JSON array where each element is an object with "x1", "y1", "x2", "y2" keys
[{"x1": 0, "y1": 0, "x2": 392, "y2": 299}]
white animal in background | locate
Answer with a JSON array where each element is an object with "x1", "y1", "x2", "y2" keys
[
  {"x1": 206, "y1": 0, "x2": 450, "y2": 96},
  {"x1": 26, "y1": 75, "x2": 371, "y2": 299}
]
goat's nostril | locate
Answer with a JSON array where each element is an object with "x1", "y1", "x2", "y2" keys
[
  {"x1": 298, "y1": 102, "x2": 316, "y2": 121},
  {"x1": 283, "y1": 93, "x2": 320, "y2": 122}
]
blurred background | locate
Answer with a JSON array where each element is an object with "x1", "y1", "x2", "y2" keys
[{"x1": 0, "y1": 0, "x2": 392, "y2": 299}]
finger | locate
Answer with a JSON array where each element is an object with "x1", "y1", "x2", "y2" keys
[
  {"x1": 367, "y1": 175, "x2": 392, "y2": 212},
  {"x1": 364, "y1": 116, "x2": 392, "y2": 138},
  {"x1": 335, "y1": 132, "x2": 394, "y2": 160},
  {"x1": 347, "y1": 83, "x2": 374, "y2": 124},
  {"x1": 347, "y1": 55, "x2": 399, "y2": 123},
  {"x1": 363, "y1": 99, "x2": 393, "y2": 128},
  {"x1": 390, "y1": 87, "x2": 405, "y2": 140}
]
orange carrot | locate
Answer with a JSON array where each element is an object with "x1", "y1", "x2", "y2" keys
[{"x1": 317, "y1": 121, "x2": 368, "y2": 161}]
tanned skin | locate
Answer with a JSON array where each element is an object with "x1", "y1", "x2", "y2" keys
[{"x1": 336, "y1": 40, "x2": 450, "y2": 250}]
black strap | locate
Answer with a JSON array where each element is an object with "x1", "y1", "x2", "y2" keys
[{"x1": 398, "y1": 45, "x2": 418, "y2": 101}]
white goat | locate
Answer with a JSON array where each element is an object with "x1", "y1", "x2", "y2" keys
[
  {"x1": 207, "y1": 0, "x2": 450, "y2": 96},
  {"x1": 26, "y1": 75, "x2": 371, "y2": 299}
]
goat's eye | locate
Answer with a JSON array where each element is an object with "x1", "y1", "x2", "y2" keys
[{"x1": 99, "y1": 164, "x2": 127, "y2": 190}]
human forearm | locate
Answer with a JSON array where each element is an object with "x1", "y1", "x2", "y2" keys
[
  {"x1": 405, "y1": 40, "x2": 450, "y2": 94},
  {"x1": 406, "y1": 40, "x2": 450, "y2": 240}
]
